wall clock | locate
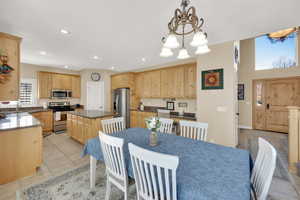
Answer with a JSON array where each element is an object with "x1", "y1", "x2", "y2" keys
[{"x1": 91, "y1": 72, "x2": 101, "y2": 81}]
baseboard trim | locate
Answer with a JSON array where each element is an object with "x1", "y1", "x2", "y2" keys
[{"x1": 239, "y1": 125, "x2": 252, "y2": 129}]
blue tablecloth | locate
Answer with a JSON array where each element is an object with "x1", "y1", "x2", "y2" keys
[{"x1": 82, "y1": 128, "x2": 251, "y2": 200}]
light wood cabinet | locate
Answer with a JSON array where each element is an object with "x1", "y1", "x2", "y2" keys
[
  {"x1": 38, "y1": 72, "x2": 52, "y2": 98},
  {"x1": 67, "y1": 113, "x2": 113, "y2": 144},
  {"x1": 136, "y1": 73, "x2": 145, "y2": 98},
  {"x1": 111, "y1": 72, "x2": 138, "y2": 109},
  {"x1": 0, "y1": 126, "x2": 42, "y2": 184},
  {"x1": 71, "y1": 76, "x2": 81, "y2": 98},
  {"x1": 130, "y1": 111, "x2": 156, "y2": 128},
  {"x1": 111, "y1": 63, "x2": 197, "y2": 108},
  {"x1": 52, "y1": 74, "x2": 72, "y2": 90},
  {"x1": 184, "y1": 64, "x2": 197, "y2": 98},
  {"x1": 150, "y1": 70, "x2": 161, "y2": 98},
  {"x1": 31, "y1": 111, "x2": 53, "y2": 133},
  {"x1": 161, "y1": 67, "x2": 185, "y2": 98},
  {"x1": 0, "y1": 33, "x2": 22, "y2": 101},
  {"x1": 37, "y1": 72, "x2": 81, "y2": 99}
]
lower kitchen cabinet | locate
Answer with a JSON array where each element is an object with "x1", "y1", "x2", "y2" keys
[
  {"x1": 67, "y1": 113, "x2": 113, "y2": 144},
  {"x1": 31, "y1": 111, "x2": 53, "y2": 133},
  {"x1": 130, "y1": 111, "x2": 157, "y2": 128}
]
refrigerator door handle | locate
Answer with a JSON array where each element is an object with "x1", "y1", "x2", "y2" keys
[{"x1": 115, "y1": 95, "x2": 119, "y2": 113}]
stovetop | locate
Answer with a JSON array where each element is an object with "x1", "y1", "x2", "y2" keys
[{"x1": 48, "y1": 101, "x2": 74, "y2": 112}]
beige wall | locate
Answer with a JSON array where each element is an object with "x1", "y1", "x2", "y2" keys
[
  {"x1": 238, "y1": 32, "x2": 300, "y2": 128},
  {"x1": 197, "y1": 41, "x2": 238, "y2": 147},
  {"x1": 80, "y1": 69, "x2": 113, "y2": 111},
  {"x1": 20, "y1": 63, "x2": 113, "y2": 111},
  {"x1": 21, "y1": 63, "x2": 79, "y2": 79}
]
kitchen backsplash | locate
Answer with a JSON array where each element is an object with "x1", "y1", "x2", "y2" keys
[
  {"x1": 141, "y1": 98, "x2": 196, "y2": 113},
  {"x1": 38, "y1": 98, "x2": 81, "y2": 106}
]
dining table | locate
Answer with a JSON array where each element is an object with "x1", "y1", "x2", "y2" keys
[{"x1": 82, "y1": 127, "x2": 252, "y2": 200}]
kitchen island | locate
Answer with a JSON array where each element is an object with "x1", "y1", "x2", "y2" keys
[
  {"x1": 0, "y1": 112, "x2": 43, "y2": 184},
  {"x1": 67, "y1": 110, "x2": 117, "y2": 144}
]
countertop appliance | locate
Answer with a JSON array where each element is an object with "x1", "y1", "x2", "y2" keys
[
  {"x1": 48, "y1": 101, "x2": 74, "y2": 133},
  {"x1": 51, "y1": 90, "x2": 72, "y2": 99},
  {"x1": 113, "y1": 88, "x2": 130, "y2": 128}
]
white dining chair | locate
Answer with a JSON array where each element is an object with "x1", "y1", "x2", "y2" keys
[
  {"x1": 159, "y1": 118, "x2": 174, "y2": 134},
  {"x1": 251, "y1": 137, "x2": 277, "y2": 200},
  {"x1": 99, "y1": 132, "x2": 128, "y2": 200},
  {"x1": 128, "y1": 143, "x2": 179, "y2": 200},
  {"x1": 179, "y1": 120, "x2": 208, "y2": 141},
  {"x1": 101, "y1": 117, "x2": 125, "y2": 134}
]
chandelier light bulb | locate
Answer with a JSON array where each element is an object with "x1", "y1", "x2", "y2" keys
[
  {"x1": 163, "y1": 34, "x2": 180, "y2": 49},
  {"x1": 160, "y1": 47, "x2": 173, "y2": 57},
  {"x1": 195, "y1": 44, "x2": 211, "y2": 55},
  {"x1": 190, "y1": 31, "x2": 208, "y2": 47},
  {"x1": 177, "y1": 48, "x2": 190, "y2": 59}
]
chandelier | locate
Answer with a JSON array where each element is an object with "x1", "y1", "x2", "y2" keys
[{"x1": 160, "y1": 0, "x2": 210, "y2": 59}]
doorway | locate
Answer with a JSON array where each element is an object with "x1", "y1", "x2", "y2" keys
[
  {"x1": 253, "y1": 77, "x2": 300, "y2": 133},
  {"x1": 86, "y1": 81, "x2": 104, "y2": 110}
]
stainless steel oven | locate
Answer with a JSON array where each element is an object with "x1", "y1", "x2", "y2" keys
[
  {"x1": 48, "y1": 101, "x2": 74, "y2": 133},
  {"x1": 51, "y1": 90, "x2": 72, "y2": 99}
]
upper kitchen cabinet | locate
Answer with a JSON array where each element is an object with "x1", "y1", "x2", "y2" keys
[
  {"x1": 150, "y1": 70, "x2": 161, "y2": 98},
  {"x1": 135, "y1": 73, "x2": 145, "y2": 98},
  {"x1": 37, "y1": 72, "x2": 81, "y2": 99},
  {"x1": 161, "y1": 67, "x2": 185, "y2": 98},
  {"x1": 71, "y1": 75, "x2": 81, "y2": 98},
  {"x1": 111, "y1": 72, "x2": 137, "y2": 109},
  {"x1": 111, "y1": 72, "x2": 135, "y2": 90},
  {"x1": 52, "y1": 73, "x2": 72, "y2": 90},
  {"x1": 38, "y1": 72, "x2": 53, "y2": 99},
  {"x1": 0, "y1": 33, "x2": 22, "y2": 101},
  {"x1": 184, "y1": 63, "x2": 197, "y2": 98}
]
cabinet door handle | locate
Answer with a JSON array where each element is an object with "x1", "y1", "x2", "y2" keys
[{"x1": 266, "y1": 104, "x2": 270, "y2": 109}]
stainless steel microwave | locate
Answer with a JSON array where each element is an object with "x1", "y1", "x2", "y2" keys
[{"x1": 51, "y1": 90, "x2": 72, "y2": 99}]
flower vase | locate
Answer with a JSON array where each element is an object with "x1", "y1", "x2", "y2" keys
[{"x1": 149, "y1": 131, "x2": 158, "y2": 146}]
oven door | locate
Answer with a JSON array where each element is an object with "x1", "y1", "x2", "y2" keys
[{"x1": 52, "y1": 90, "x2": 68, "y2": 99}]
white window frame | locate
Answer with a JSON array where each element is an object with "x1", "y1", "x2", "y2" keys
[{"x1": 19, "y1": 78, "x2": 37, "y2": 105}]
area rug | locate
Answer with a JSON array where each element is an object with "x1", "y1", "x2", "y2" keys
[{"x1": 18, "y1": 163, "x2": 137, "y2": 200}]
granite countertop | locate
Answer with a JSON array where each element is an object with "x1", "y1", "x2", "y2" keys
[
  {"x1": 0, "y1": 105, "x2": 51, "y2": 114},
  {"x1": 69, "y1": 110, "x2": 117, "y2": 119},
  {"x1": 0, "y1": 112, "x2": 41, "y2": 131}
]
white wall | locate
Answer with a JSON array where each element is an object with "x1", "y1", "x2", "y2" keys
[
  {"x1": 80, "y1": 69, "x2": 113, "y2": 111},
  {"x1": 197, "y1": 41, "x2": 237, "y2": 147}
]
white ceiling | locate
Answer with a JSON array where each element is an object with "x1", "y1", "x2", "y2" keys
[{"x1": 0, "y1": 0, "x2": 299, "y2": 71}]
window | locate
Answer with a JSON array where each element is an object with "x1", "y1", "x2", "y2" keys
[
  {"x1": 20, "y1": 82, "x2": 33, "y2": 104},
  {"x1": 255, "y1": 31, "x2": 297, "y2": 70},
  {"x1": 19, "y1": 79, "x2": 37, "y2": 105}
]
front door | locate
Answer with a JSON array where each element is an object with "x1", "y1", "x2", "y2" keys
[{"x1": 253, "y1": 77, "x2": 300, "y2": 133}]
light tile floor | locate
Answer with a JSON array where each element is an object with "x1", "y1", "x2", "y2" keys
[
  {"x1": 0, "y1": 133, "x2": 89, "y2": 200},
  {"x1": 239, "y1": 129, "x2": 300, "y2": 200}
]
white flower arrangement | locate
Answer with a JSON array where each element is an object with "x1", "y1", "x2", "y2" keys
[{"x1": 145, "y1": 117, "x2": 161, "y2": 132}]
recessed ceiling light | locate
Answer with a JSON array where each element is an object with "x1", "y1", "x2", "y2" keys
[
  {"x1": 60, "y1": 29, "x2": 70, "y2": 35},
  {"x1": 93, "y1": 56, "x2": 100, "y2": 60},
  {"x1": 64, "y1": 65, "x2": 69, "y2": 69},
  {"x1": 39, "y1": 51, "x2": 47, "y2": 55},
  {"x1": 142, "y1": 57, "x2": 146, "y2": 62},
  {"x1": 111, "y1": 66, "x2": 115, "y2": 70}
]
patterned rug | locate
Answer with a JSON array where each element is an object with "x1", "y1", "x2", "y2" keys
[{"x1": 18, "y1": 163, "x2": 137, "y2": 200}]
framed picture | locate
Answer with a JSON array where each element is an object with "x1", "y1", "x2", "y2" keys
[
  {"x1": 238, "y1": 83, "x2": 245, "y2": 100},
  {"x1": 201, "y1": 68, "x2": 224, "y2": 90},
  {"x1": 166, "y1": 101, "x2": 175, "y2": 110}
]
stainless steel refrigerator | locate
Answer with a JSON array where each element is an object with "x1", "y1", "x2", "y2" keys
[{"x1": 112, "y1": 88, "x2": 130, "y2": 128}]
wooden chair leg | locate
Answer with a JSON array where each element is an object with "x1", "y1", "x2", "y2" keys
[{"x1": 105, "y1": 178, "x2": 112, "y2": 200}]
